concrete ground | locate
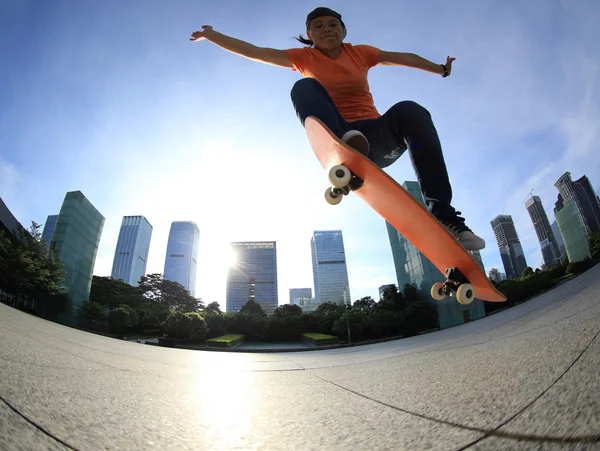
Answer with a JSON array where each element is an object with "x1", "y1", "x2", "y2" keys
[{"x1": 1, "y1": 265, "x2": 599, "y2": 450}]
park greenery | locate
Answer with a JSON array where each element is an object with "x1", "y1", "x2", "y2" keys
[{"x1": 1, "y1": 222, "x2": 599, "y2": 345}]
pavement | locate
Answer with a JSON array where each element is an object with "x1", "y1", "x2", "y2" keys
[{"x1": 1, "y1": 265, "x2": 599, "y2": 450}]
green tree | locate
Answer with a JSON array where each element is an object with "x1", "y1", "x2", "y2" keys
[
  {"x1": 204, "y1": 302, "x2": 222, "y2": 314},
  {"x1": 402, "y1": 283, "x2": 423, "y2": 304},
  {"x1": 240, "y1": 299, "x2": 267, "y2": 317},
  {"x1": 162, "y1": 279, "x2": 204, "y2": 313},
  {"x1": 522, "y1": 267, "x2": 534, "y2": 278},
  {"x1": 333, "y1": 309, "x2": 369, "y2": 340},
  {"x1": 186, "y1": 312, "x2": 209, "y2": 341},
  {"x1": 273, "y1": 303, "x2": 302, "y2": 318},
  {"x1": 107, "y1": 307, "x2": 133, "y2": 334},
  {"x1": 313, "y1": 302, "x2": 346, "y2": 335},
  {"x1": 382, "y1": 285, "x2": 406, "y2": 308},
  {"x1": 352, "y1": 296, "x2": 376, "y2": 314},
  {"x1": 162, "y1": 311, "x2": 191, "y2": 338},
  {"x1": 0, "y1": 222, "x2": 67, "y2": 313},
  {"x1": 89, "y1": 276, "x2": 143, "y2": 311},
  {"x1": 81, "y1": 301, "x2": 107, "y2": 322}
]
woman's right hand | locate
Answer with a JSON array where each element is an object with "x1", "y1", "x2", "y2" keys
[{"x1": 189, "y1": 25, "x2": 213, "y2": 42}]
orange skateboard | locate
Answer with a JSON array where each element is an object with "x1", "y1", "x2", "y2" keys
[{"x1": 305, "y1": 116, "x2": 506, "y2": 304}]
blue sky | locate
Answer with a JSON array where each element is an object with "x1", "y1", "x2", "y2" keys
[{"x1": 1, "y1": 0, "x2": 599, "y2": 306}]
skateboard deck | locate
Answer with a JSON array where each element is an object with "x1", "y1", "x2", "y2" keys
[{"x1": 305, "y1": 116, "x2": 506, "y2": 303}]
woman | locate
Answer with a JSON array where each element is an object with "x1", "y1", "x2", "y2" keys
[{"x1": 190, "y1": 7, "x2": 485, "y2": 251}]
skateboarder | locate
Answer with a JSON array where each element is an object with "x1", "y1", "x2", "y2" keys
[{"x1": 190, "y1": 7, "x2": 485, "y2": 251}]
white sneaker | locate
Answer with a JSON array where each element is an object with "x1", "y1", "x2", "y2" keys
[
  {"x1": 341, "y1": 130, "x2": 369, "y2": 157},
  {"x1": 434, "y1": 209, "x2": 486, "y2": 251}
]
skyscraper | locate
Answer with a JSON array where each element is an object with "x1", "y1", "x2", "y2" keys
[
  {"x1": 490, "y1": 215, "x2": 527, "y2": 279},
  {"x1": 41, "y1": 215, "x2": 58, "y2": 247},
  {"x1": 111, "y1": 216, "x2": 153, "y2": 286},
  {"x1": 226, "y1": 242, "x2": 278, "y2": 315},
  {"x1": 525, "y1": 196, "x2": 560, "y2": 267},
  {"x1": 47, "y1": 191, "x2": 104, "y2": 323},
  {"x1": 470, "y1": 250, "x2": 485, "y2": 272},
  {"x1": 163, "y1": 221, "x2": 199, "y2": 296},
  {"x1": 555, "y1": 202, "x2": 591, "y2": 263},
  {"x1": 386, "y1": 181, "x2": 485, "y2": 328},
  {"x1": 554, "y1": 172, "x2": 600, "y2": 236},
  {"x1": 551, "y1": 221, "x2": 567, "y2": 263},
  {"x1": 289, "y1": 288, "x2": 312, "y2": 304},
  {"x1": 311, "y1": 230, "x2": 351, "y2": 305}
]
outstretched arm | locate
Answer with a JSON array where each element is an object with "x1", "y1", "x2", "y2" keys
[
  {"x1": 378, "y1": 51, "x2": 455, "y2": 76},
  {"x1": 190, "y1": 25, "x2": 292, "y2": 68}
]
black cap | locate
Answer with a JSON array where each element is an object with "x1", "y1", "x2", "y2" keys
[{"x1": 305, "y1": 7, "x2": 347, "y2": 37}]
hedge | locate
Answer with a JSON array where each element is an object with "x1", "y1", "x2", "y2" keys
[
  {"x1": 207, "y1": 334, "x2": 244, "y2": 348},
  {"x1": 302, "y1": 332, "x2": 340, "y2": 345}
]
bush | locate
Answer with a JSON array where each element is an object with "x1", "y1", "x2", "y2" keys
[
  {"x1": 107, "y1": 307, "x2": 132, "y2": 334},
  {"x1": 207, "y1": 334, "x2": 244, "y2": 347},
  {"x1": 332, "y1": 310, "x2": 369, "y2": 340},
  {"x1": 266, "y1": 315, "x2": 303, "y2": 342},
  {"x1": 186, "y1": 312, "x2": 208, "y2": 342},
  {"x1": 228, "y1": 313, "x2": 267, "y2": 341},
  {"x1": 204, "y1": 312, "x2": 228, "y2": 339},
  {"x1": 302, "y1": 333, "x2": 339, "y2": 345},
  {"x1": 162, "y1": 311, "x2": 191, "y2": 338},
  {"x1": 403, "y1": 301, "x2": 438, "y2": 337}
]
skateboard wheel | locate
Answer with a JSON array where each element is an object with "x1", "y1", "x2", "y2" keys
[
  {"x1": 456, "y1": 283, "x2": 475, "y2": 305},
  {"x1": 325, "y1": 187, "x2": 343, "y2": 205},
  {"x1": 431, "y1": 282, "x2": 446, "y2": 301},
  {"x1": 328, "y1": 165, "x2": 352, "y2": 188}
]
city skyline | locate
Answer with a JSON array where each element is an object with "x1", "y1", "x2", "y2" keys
[{"x1": 2, "y1": 1, "x2": 599, "y2": 305}]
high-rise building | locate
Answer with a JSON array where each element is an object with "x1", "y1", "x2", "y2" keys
[
  {"x1": 111, "y1": 216, "x2": 153, "y2": 286},
  {"x1": 488, "y1": 268, "x2": 503, "y2": 284},
  {"x1": 163, "y1": 221, "x2": 199, "y2": 296},
  {"x1": 551, "y1": 221, "x2": 567, "y2": 263},
  {"x1": 311, "y1": 230, "x2": 351, "y2": 305},
  {"x1": 554, "y1": 172, "x2": 600, "y2": 236},
  {"x1": 470, "y1": 250, "x2": 485, "y2": 272},
  {"x1": 289, "y1": 288, "x2": 312, "y2": 304},
  {"x1": 490, "y1": 215, "x2": 527, "y2": 279},
  {"x1": 226, "y1": 242, "x2": 278, "y2": 315},
  {"x1": 386, "y1": 181, "x2": 485, "y2": 328},
  {"x1": 47, "y1": 191, "x2": 104, "y2": 323},
  {"x1": 0, "y1": 197, "x2": 24, "y2": 240},
  {"x1": 555, "y1": 202, "x2": 591, "y2": 263},
  {"x1": 41, "y1": 215, "x2": 58, "y2": 247},
  {"x1": 525, "y1": 196, "x2": 561, "y2": 267}
]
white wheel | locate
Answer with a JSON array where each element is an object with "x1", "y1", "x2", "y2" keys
[
  {"x1": 325, "y1": 187, "x2": 343, "y2": 205},
  {"x1": 456, "y1": 283, "x2": 475, "y2": 305},
  {"x1": 328, "y1": 165, "x2": 352, "y2": 188},
  {"x1": 431, "y1": 282, "x2": 446, "y2": 301}
]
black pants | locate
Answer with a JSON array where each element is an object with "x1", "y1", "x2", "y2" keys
[{"x1": 291, "y1": 78, "x2": 453, "y2": 211}]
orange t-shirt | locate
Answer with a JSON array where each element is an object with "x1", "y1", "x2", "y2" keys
[{"x1": 286, "y1": 43, "x2": 381, "y2": 123}]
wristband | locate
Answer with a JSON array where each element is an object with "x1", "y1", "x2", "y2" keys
[{"x1": 440, "y1": 64, "x2": 449, "y2": 78}]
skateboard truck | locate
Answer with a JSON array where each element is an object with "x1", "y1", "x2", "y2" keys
[
  {"x1": 430, "y1": 267, "x2": 476, "y2": 305},
  {"x1": 325, "y1": 165, "x2": 364, "y2": 205}
]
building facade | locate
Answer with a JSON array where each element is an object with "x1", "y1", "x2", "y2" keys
[
  {"x1": 490, "y1": 215, "x2": 528, "y2": 279},
  {"x1": 386, "y1": 181, "x2": 486, "y2": 328},
  {"x1": 555, "y1": 201, "x2": 591, "y2": 263},
  {"x1": 163, "y1": 221, "x2": 199, "y2": 296},
  {"x1": 289, "y1": 288, "x2": 312, "y2": 304},
  {"x1": 525, "y1": 196, "x2": 561, "y2": 267},
  {"x1": 41, "y1": 215, "x2": 58, "y2": 248},
  {"x1": 226, "y1": 241, "x2": 278, "y2": 315},
  {"x1": 47, "y1": 191, "x2": 105, "y2": 323},
  {"x1": 554, "y1": 172, "x2": 600, "y2": 236},
  {"x1": 311, "y1": 230, "x2": 351, "y2": 305},
  {"x1": 111, "y1": 216, "x2": 153, "y2": 286}
]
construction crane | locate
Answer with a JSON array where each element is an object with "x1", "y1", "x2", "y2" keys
[{"x1": 522, "y1": 188, "x2": 534, "y2": 204}]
